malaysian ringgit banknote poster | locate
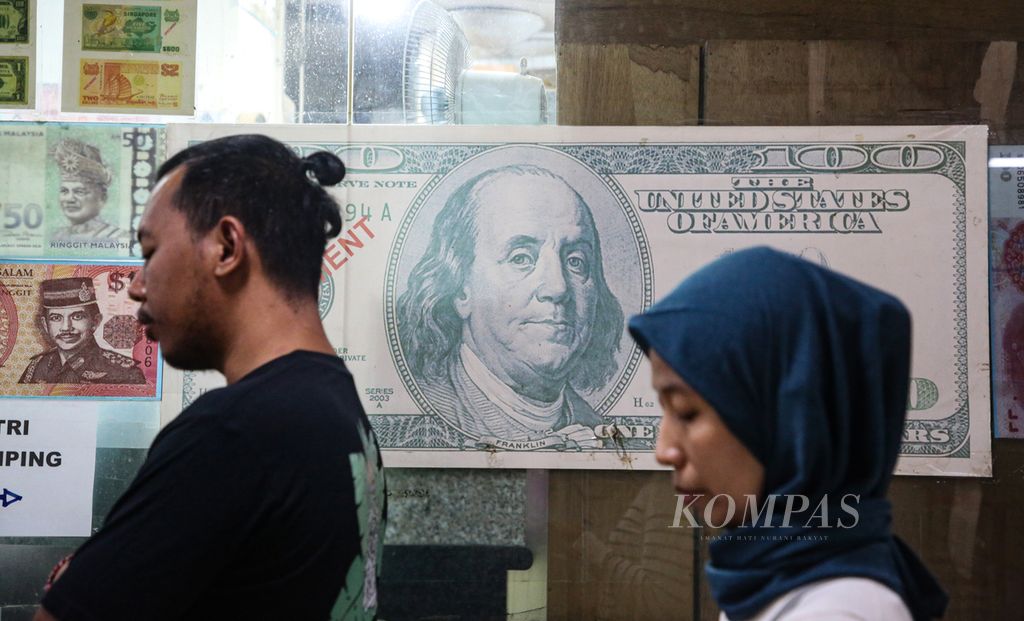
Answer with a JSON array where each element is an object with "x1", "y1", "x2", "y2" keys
[
  {"x1": 0, "y1": 0, "x2": 35, "y2": 109},
  {"x1": 0, "y1": 261, "x2": 160, "y2": 399},
  {"x1": 988, "y1": 145, "x2": 1024, "y2": 439},
  {"x1": 163, "y1": 125, "x2": 990, "y2": 476},
  {"x1": 61, "y1": 1, "x2": 196, "y2": 115},
  {"x1": 0, "y1": 123, "x2": 163, "y2": 258}
]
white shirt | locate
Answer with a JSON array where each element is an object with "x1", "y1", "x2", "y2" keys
[{"x1": 720, "y1": 577, "x2": 913, "y2": 621}]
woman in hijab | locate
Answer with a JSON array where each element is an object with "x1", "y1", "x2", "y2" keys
[{"x1": 628, "y1": 247, "x2": 947, "y2": 621}]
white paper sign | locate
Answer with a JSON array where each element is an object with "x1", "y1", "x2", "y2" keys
[{"x1": 0, "y1": 405, "x2": 97, "y2": 536}]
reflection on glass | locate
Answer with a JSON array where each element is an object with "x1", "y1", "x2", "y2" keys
[
  {"x1": 353, "y1": 0, "x2": 555, "y2": 124},
  {"x1": 0, "y1": 0, "x2": 351, "y2": 125},
  {"x1": 0, "y1": 0, "x2": 553, "y2": 125}
]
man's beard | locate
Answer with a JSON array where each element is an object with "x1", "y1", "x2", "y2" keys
[{"x1": 161, "y1": 283, "x2": 225, "y2": 372}]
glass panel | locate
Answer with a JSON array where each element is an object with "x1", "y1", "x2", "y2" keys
[
  {"x1": 0, "y1": 0, "x2": 347, "y2": 124},
  {"x1": 352, "y1": 0, "x2": 555, "y2": 124}
]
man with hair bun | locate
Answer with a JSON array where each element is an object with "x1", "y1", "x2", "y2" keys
[{"x1": 36, "y1": 134, "x2": 386, "y2": 621}]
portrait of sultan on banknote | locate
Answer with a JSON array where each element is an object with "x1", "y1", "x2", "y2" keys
[
  {"x1": 0, "y1": 123, "x2": 162, "y2": 259},
  {"x1": 49, "y1": 137, "x2": 133, "y2": 244},
  {"x1": 0, "y1": 262, "x2": 160, "y2": 398},
  {"x1": 390, "y1": 145, "x2": 652, "y2": 451}
]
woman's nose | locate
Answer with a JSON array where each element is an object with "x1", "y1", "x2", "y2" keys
[{"x1": 655, "y1": 428, "x2": 686, "y2": 468}]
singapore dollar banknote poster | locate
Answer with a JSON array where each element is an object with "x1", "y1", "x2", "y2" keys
[{"x1": 164, "y1": 125, "x2": 990, "y2": 476}]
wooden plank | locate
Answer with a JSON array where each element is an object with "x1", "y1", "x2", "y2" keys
[
  {"x1": 1000, "y1": 43, "x2": 1024, "y2": 144},
  {"x1": 557, "y1": 43, "x2": 700, "y2": 125},
  {"x1": 703, "y1": 41, "x2": 810, "y2": 124},
  {"x1": 705, "y1": 40, "x2": 997, "y2": 126},
  {"x1": 548, "y1": 471, "x2": 697, "y2": 619},
  {"x1": 557, "y1": 0, "x2": 1024, "y2": 44},
  {"x1": 889, "y1": 440, "x2": 1024, "y2": 619}
]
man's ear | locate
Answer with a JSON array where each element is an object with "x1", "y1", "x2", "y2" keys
[
  {"x1": 207, "y1": 216, "x2": 248, "y2": 278},
  {"x1": 453, "y1": 286, "x2": 471, "y2": 320}
]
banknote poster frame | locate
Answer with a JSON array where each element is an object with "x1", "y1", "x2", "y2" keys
[
  {"x1": 60, "y1": 1, "x2": 197, "y2": 115},
  {"x1": 165, "y1": 124, "x2": 991, "y2": 477},
  {"x1": 988, "y1": 144, "x2": 1024, "y2": 439},
  {"x1": 0, "y1": 0, "x2": 36, "y2": 110},
  {"x1": 0, "y1": 122, "x2": 165, "y2": 260},
  {"x1": 0, "y1": 258, "x2": 162, "y2": 400}
]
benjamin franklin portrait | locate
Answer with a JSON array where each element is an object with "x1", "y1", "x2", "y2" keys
[{"x1": 396, "y1": 163, "x2": 627, "y2": 446}]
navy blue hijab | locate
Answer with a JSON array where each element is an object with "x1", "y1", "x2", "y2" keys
[{"x1": 628, "y1": 247, "x2": 947, "y2": 621}]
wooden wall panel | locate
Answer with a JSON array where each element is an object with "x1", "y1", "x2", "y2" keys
[
  {"x1": 557, "y1": 43, "x2": 701, "y2": 125},
  {"x1": 558, "y1": 0, "x2": 1024, "y2": 44},
  {"x1": 704, "y1": 40, "x2": 994, "y2": 126},
  {"x1": 889, "y1": 441, "x2": 1024, "y2": 620},
  {"x1": 553, "y1": 4, "x2": 1024, "y2": 619},
  {"x1": 1002, "y1": 45, "x2": 1024, "y2": 144},
  {"x1": 547, "y1": 471, "x2": 697, "y2": 621}
]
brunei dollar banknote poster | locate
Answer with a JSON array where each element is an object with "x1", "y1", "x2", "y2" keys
[{"x1": 163, "y1": 125, "x2": 990, "y2": 476}]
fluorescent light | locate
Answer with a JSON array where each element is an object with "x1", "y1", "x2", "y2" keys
[{"x1": 989, "y1": 157, "x2": 1024, "y2": 167}]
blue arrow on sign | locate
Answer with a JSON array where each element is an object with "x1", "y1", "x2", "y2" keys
[{"x1": 1, "y1": 488, "x2": 23, "y2": 508}]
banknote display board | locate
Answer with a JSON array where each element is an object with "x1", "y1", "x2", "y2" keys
[
  {"x1": 988, "y1": 145, "x2": 1024, "y2": 439},
  {"x1": 0, "y1": 121, "x2": 163, "y2": 536},
  {"x1": 0, "y1": 261, "x2": 160, "y2": 399},
  {"x1": 0, "y1": 122, "x2": 164, "y2": 259},
  {"x1": 161, "y1": 125, "x2": 990, "y2": 475},
  {"x1": 61, "y1": 1, "x2": 197, "y2": 115},
  {"x1": 0, "y1": 0, "x2": 35, "y2": 109}
]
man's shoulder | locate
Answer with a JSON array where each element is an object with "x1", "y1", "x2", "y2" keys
[
  {"x1": 81, "y1": 347, "x2": 146, "y2": 383},
  {"x1": 19, "y1": 349, "x2": 59, "y2": 382},
  {"x1": 190, "y1": 354, "x2": 363, "y2": 434},
  {"x1": 94, "y1": 348, "x2": 138, "y2": 367},
  {"x1": 27, "y1": 348, "x2": 58, "y2": 362}
]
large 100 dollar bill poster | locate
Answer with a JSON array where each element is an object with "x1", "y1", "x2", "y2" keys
[{"x1": 163, "y1": 125, "x2": 990, "y2": 476}]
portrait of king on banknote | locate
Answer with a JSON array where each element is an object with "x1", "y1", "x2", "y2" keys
[
  {"x1": 393, "y1": 146, "x2": 650, "y2": 449},
  {"x1": 50, "y1": 138, "x2": 132, "y2": 243},
  {"x1": 18, "y1": 276, "x2": 145, "y2": 385}
]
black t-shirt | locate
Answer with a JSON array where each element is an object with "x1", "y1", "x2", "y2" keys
[{"x1": 43, "y1": 351, "x2": 387, "y2": 621}]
